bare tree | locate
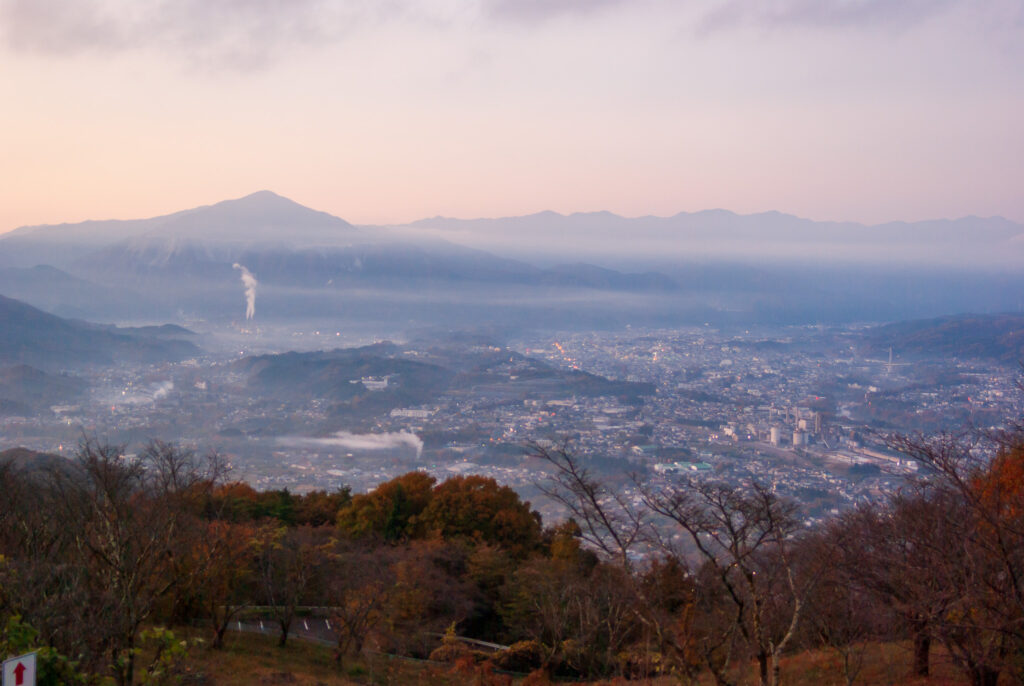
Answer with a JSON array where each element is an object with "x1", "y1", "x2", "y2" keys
[
  {"x1": 643, "y1": 479, "x2": 810, "y2": 686},
  {"x1": 501, "y1": 555, "x2": 641, "y2": 676},
  {"x1": 0, "y1": 458, "x2": 103, "y2": 671},
  {"x1": 47, "y1": 439, "x2": 222, "y2": 685},
  {"x1": 830, "y1": 494, "x2": 962, "y2": 680},
  {"x1": 529, "y1": 442, "x2": 699, "y2": 679},
  {"x1": 801, "y1": 528, "x2": 894, "y2": 686},
  {"x1": 529, "y1": 441, "x2": 647, "y2": 570},
  {"x1": 253, "y1": 525, "x2": 326, "y2": 647},
  {"x1": 887, "y1": 430, "x2": 1024, "y2": 686}
]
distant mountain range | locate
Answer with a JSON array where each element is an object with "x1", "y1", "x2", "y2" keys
[
  {"x1": 2, "y1": 191, "x2": 1023, "y2": 327},
  {"x1": 406, "y1": 209, "x2": 1024, "y2": 266},
  {"x1": 0, "y1": 192, "x2": 688, "y2": 323},
  {"x1": 0, "y1": 192, "x2": 682, "y2": 289},
  {"x1": 3, "y1": 190, "x2": 356, "y2": 250},
  {"x1": 0, "y1": 265, "x2": 154, "y2": 319},
  {"x1": 7, "y1": 190, "x2": 1022, "y2": 276}
]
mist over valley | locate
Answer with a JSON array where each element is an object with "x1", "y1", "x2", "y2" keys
[{"x1": 0, "y1": 192, "x2": 1021, "y2": 519}]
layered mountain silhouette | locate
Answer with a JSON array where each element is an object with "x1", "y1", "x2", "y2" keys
[
  {"x1": 3, "y1": 190, "x2": 355, "y2": 249},
  {"x1": 3, "y1": 192, "x2": 1023, "y2": 326},
  {"x1": 408, "y1": 209, "x2": 1024, "y2": 265},
  {"x1": 0, "y1": 294, "x2": 199, "y2": 370},
  {"x1": 0, "y1": 192, "x2": 684, "y2": 323}
]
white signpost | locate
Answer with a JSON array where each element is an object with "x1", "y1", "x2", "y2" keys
[{"x1": 2, "y1": 651, "x2": 36, "y2": 686}]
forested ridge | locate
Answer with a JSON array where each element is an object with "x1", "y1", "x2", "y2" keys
[{"x1": 1, "y1": 424, "x2": 1023, "y2": 685}]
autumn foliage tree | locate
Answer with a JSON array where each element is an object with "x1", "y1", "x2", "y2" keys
[
  {"x1": 9, "y1": 426, "x2": 1024, "y2": 686},
  {"x1": 886, "y1": 430, "x2": 1024, "y2": 686},
  {"x1": 419, "y1": 474, "x2": 542, "y2": 556},
  {"x1": 336, "y1": 471, "x2": 437, "y2": 540},
  {"x1": 0, "y1": 440, "x2": 223, "y2": 685},
  {"x1": 185, "y1": 520, "x2": 259, "y2": 649}
]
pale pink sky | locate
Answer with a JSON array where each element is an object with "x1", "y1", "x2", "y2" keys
[{"x1": 1, "y1": 0, "x2": 1022, "y2": 231}]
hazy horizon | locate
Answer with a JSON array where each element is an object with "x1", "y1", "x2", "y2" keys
[
  {"x1": 2, "y1": 1, "x2": 1022, "y2": 231},
  {"x1": 2, "y1": 190, "x2": 1021, "y2": 237},
  {"x1": 5, "y1": 190, "x2": 1021, "y2": 271}
]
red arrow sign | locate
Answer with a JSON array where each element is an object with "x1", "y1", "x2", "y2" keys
[{"x1": 13, "y1": 661, "x2": 25, "y2": 685}]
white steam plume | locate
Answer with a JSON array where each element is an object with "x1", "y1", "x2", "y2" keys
[
  {"x1": 232, "y1": 263, "x2": 258, "y2": 320},
  {"x1": 278, "y1": 431, "x2": 424, "y2": 458}
]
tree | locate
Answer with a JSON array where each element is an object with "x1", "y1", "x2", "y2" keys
[
  {"x1": 326, "y1": 544, "x2": 393, "y2": 666},
  {"x1": 46, "y1": 439, "x2": 222, "y2": 686},
  {"x1": 384, "y1": 539, "x2": 476, "y2": 656},
  {"x1": 887, "y1": 430, "x2": 1024, "y2": 686},
  {"x1": 419, "y1": 475, "x2": 542, "y2": 556},
  {"x1": 501, "y1": 556, "x2": 641, "y2": 676},
  {"x1": 529, "y1": 441, "x2": 646, "y2": 570},
  {"x1": 294, "y1": 487, "x2": 352, "y2": 527},
  {"x1": 829, "y1": 494, "x2": 959, "y2": 680},
  {"x1": 528, "y1": 442, "x2": 691, "y2": 679},
  {"x1": 186, "y1": 520, "x2": 258, "y2": 649},
  {"x1": 253, "y1": 525, "x2": 327, "y2": 647},
  {"x1": 0, "y1": 460, "x2": 100, "y2": 671},
  {"x1": 799, "y1": 529, "x2": 893, "y2": 686},
  {"x1": 337, "y1": 471, "x2": 436, "y2": 540},
  {"x1": 643, "y1": 479, "x2": 810, "y2": 686}
]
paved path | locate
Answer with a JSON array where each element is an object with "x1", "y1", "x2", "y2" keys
[
  {"x1": 229, "y1": 618, "x2": 511, "y2": 653},
  {"x1": 232, "y1": 617, "x2": 337, "y2": 647}
]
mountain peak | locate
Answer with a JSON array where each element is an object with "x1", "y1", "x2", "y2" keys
[
  {"x1": 142, "y1": 192, "x2": 358, "y2": 247},
  {"x1": 182, "y1": 190, "x2": 343, "y2": 222},
  {"x1": 3, "y1": 192, "x2": 357, "y2": 250},
  {"x1": 222, "y1": 190, "x2": 300, "y2": 208}
]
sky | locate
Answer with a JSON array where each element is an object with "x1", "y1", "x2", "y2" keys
[{"x1": 1, "y1": 0, "x2": 1023, "y2": 231}]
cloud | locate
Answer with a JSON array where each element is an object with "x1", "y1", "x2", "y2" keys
[
  {"x1": 278, "y1": 430, "x2": 424, "y2": 457},
  {"x1": 0, "y1": 0, "x2": 634, "y2": 67},
  {"x1": 480, "y1": 0, "x2": 626, "y2": 23},
  {"x1": 699, "y1": 0, "x2": 979, "y2": 34},
  {"x1": 1, "y1": 0, "x2": 130, "y2": 55},
  {"x1": 0, "y1": 0, "x2": 374, "y2": 70}
]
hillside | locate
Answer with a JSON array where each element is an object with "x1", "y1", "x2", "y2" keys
[
  {"x1": 3, "y1": 190, "x2": 357, "y2": 249},
  {"x1": 863, "y1": 313, "x2": 1024, "y2": 362},
  {"x1": 175, "y1": 629, "x2": 973, "y2": 686},
  {"x1": 0, "y1": 447, "x2": 70, "y2": 472},
  {"x1": 237, "y1": 340, "x2": 654, "y2": 420},
  {"x1": 0, "y1": 294, "x2": 200, "y2": 370},
  {"x1": 0, "y1": 365, "x2": 87, "y2": 415}
]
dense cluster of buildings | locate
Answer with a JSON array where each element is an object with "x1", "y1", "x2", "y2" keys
[{"x1": 1, "y1": 324, "x2": 1020, "y2": 522}]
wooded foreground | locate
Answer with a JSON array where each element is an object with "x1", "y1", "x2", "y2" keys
[{"x1": 1, "y1": 422, "x2": 1023, "y2": 686}]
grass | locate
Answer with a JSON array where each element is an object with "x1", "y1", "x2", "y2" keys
[
  {"x1": 170, "y1": 627, "x2": 979, "y2": 686},
  {"x1": 175, "y1": 627, "x2": 358, "y2": 685},
  {"x1": 688, "y1": 641, "x2": 971, "y2": 686},
  {"x1": 174, "y1": 627, "x2": 509, "y2": 685}
]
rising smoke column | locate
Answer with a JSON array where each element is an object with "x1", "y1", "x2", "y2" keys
[{"x1": 232, "y1": 263, "x2": 258, "y2": 320}]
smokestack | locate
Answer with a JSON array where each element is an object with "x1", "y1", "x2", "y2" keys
[{"x1": 232, "y1": 263, "x2": 258, "y2": 320}]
